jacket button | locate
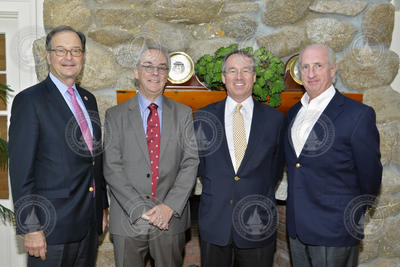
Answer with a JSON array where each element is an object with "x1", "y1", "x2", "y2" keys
[
  {"x1": 146, "y1": 196, "x2": 150, "y2": 199},
  {"x1": 146, "y1": 173, "x2": 150, "y2": 178},
  {"x1": 92, "y1": 161, "x2": 95, "y2": 166},
  {"x1": 89, "y1": 187, "x2": 94, "y2": 192},
  {"x1": 296, "y1": 163, "x2": 301, "y2": 168},
  {"x1": 234, "y1": 176, "x2": 240, "y2": 181}
]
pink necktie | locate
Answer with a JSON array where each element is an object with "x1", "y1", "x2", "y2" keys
[
  {"x1": 147, "y1": 103, "x2": 161, "y2": 201},
  {"x1": 67, "y1": 88, "x2": 93, "y2": 155},
  {"x1": 68, "y1": 88, "x2": 95, "y2": 198}
]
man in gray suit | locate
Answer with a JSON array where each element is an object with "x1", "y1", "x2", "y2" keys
[{"x1": 103, "y1": 46, "x2": 199, "y2": 267}]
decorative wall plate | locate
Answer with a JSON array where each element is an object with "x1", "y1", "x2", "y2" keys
[
  {"x1": 168, "y1": 52, "x2": 194, "y2": 84},
  {"x1": 286, "y1": 54, "x2": 303, "y2": 85}
]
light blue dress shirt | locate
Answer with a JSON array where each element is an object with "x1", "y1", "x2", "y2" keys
[
  {"x1": 137, "y1": 91, "x2": 163, "y2": 134},
  {"x1": 49, "y1": 72, "x2": 93, "y2": 135}
]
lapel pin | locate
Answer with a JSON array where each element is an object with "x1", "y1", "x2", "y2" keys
[{"x1": 84, "y1": 96, "x2": 88, "y2": 101}]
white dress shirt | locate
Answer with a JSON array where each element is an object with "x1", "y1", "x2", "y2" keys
[
  {"x1": 291, "y1": 85, "x2": 336, "y2": 157},
  {"x1": 225, "y1": 96, "x2": 254, "y2": 171}
]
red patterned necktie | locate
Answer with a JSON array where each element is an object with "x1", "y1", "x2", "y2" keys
[{"x1": 147, "y1": 103, "x2": 161, "y2": 201}]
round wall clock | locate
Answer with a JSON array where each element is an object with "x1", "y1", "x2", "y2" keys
[{"x1": 168, "y1": 52, "x2": 195, "y2": 84}]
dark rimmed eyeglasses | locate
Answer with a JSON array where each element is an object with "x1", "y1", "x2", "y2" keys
[{"x1": 48, "y1": 47, "x2": 84, "y2": 57}]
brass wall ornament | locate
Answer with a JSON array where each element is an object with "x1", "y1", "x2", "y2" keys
[
  {"x1": 168, "y1": 52, "x2": 195, "y2": 84},
  {"x1": 286, "y1": 54, "x2": 303, "y2": 85}
]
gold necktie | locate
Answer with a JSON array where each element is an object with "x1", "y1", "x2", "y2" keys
[{"x1": 233, "y1": 103, "x2": 247, "y2": 172}]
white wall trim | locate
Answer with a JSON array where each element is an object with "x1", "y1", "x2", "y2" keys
[
  {"x1": 390, "y1": 10, "x2": 400, "y2": 93},
  {"x1": 0, "y1": 11, "x2": 18, "y2": 19},
  {"x1": 0, "y1": 1, "x2": 44, "y2": 266}
]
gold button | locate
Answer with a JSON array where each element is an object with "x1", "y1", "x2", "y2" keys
[
  {"x1": 230, "y1": 200, "x2": 233, "y2": 205},
  {"x1": 89, "y1": 187, "x2": 94, "y2": 192},
  {"x1": 296, "y1": 163, "x2": 301, "y2": 168},
  {"x1": 92, "y1": 161, "x2": 95, "y2": 166},
  {"x1": 234, "y1": 176, "x2": 240, "y2": 181}
]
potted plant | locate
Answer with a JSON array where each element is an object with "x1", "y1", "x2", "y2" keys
[
  {"x1": 0, "y1": 82, "x2": 14, "y2": 223},
  {"x1": 194, "y1": 44, "x2": 285, "y2": 107}
]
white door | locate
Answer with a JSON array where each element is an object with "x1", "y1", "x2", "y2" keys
[{"x1": 0, "y1": 0, "x2": 44, "y2": 266}]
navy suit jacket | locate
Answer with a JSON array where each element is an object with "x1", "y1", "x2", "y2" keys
[
  {"x1": 9, "y1": 76, "x2": 108, "y2": 245},
  {"x1": 284, "y1": 90, "x2": 382, "y2": 246},
  {"x1": 196, "y1": 98, "x2": 285, "y2": 249}
]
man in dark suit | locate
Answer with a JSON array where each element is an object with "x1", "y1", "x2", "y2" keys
[
  {"x1": 9, "y1": 25, "x2": 108, "y2": 267},
  {"x1": 196, "y1": 51, "x2": 285, "y2": 267},
  {"x1": 103, "y1": 46, "x2": 199, "y2": 267},
  {"x1": 284, "y1": 44, "x2": 382, "y2": 266}
]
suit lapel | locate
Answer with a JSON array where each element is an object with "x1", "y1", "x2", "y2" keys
[
  {"x1": 44, "y1": 76, "x2": 74, "y2": 123},
  {"x1": 77, "y1": 87, "x2": 94, "y2": 111},
  {"x1": 159, "y1": 97, "x2": 172, "y2": 160},
  {"x1": 299, "y1": 90, "x2": 344, "y2": 158},
  {"x1": 319, "y1": 90, "x2": 344, "y2": 122},
  {"x1": 215, "y1": 99, "x2": 236, "y2": 173},
  {"x1": 237, "y1": 100, "x2": 260, "y2": 173},
  {"x1": 45, "y1": 77, "x2": 94, "y2": 157},
  {"x1": 76, "y1": 86, "x2": 101, "y2": 155},
  {"x1": 128, "y1": 96, "x2": 151, "y2": 166},
  {"x1": 287, "y1": 102, "x2": 302, "y2": 158}
]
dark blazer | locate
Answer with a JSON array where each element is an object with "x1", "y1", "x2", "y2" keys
[
  {"x1": 284, "y1": 90, "x2": 382, "y2": 247},
  {"x1": 196, "y1": 98, "x2": 285, "y2": 249},
  {"x1": 9, "y1": 76, "x2": 108, "y2": 245}
]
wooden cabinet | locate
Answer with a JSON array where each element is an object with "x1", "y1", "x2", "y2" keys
[{"x1": 116, "y1": 90, "x2": 362, "y2": 115}]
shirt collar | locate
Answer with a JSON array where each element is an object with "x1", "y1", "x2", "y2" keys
[
  {"x1": 49, "y1": 72, "x2": 77, "y2": 95},
  {"x1": 137, "y1": 91, "x2": 163, "y2": 110},
  {"x1": 301, "y1": 85, "x2": 335, "y2": 109},
  {"x1": 226, "y1": 95, "x2": 254, "y2": 114}
]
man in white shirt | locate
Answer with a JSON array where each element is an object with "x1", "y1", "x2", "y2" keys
[
  {"x1": 196, "y1": 51, "x2": 285, "y2": 267},
  {"x1": 285, "y1": 44, "x2": 382, "y2": 267}
]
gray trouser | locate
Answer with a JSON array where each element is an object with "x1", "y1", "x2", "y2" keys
[{"x1": 113, "y1": 231, "x2": 186, "y2": 267}]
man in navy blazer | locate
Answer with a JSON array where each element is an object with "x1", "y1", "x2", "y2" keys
[
  {"x1": 196, "y1": 51, "x2": 285, "y2": 267},
  {"x1": 9, "y1": 26, "x2": 108, "y2": 267},
  {"x1": 284, "y1": 44, "x2": 382, "y2": 266}
]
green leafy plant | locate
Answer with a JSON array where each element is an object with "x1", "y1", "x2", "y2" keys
[
  {"x1": 0, "y1": 82, "x2": 14, "y2": 223},
  {"x1": 195, "y1": 44, "x2": 285, "y2": 107},
  {"x1": 0, "y1": 203, "x2": 14, "y2": 223}
]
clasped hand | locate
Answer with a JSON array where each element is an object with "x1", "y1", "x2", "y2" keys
[{"x1": 142, "y1": 204, "x2": 173, "y2": 230}]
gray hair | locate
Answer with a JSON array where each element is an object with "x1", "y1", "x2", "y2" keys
[
  {"x1": 298, "y1": 44, "x2": 336, "y2": 68},
  {"x1": 135, "y1": 45, "x2": 171, "y2": 69}
]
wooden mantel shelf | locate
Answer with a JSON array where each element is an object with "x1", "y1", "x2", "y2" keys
[{"x1": 116, "y1": 90, "x2": 363, "y2": 115}]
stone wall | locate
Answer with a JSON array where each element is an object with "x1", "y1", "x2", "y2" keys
[{"x1": 31, "y1": 0, "x2": 400, "y2": 266}]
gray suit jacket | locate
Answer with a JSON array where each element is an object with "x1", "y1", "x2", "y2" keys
[{"x1": 103, "y1": 95, "x2": 199, "y2": 236}]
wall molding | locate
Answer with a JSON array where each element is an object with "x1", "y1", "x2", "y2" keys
[{"x1": 0, "y1": 11, "x2": 18, "y2": 19}]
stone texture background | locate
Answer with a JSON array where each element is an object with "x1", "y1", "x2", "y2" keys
[{"x1": 31, "y1": 0, "x2": 400, "y2": 266}]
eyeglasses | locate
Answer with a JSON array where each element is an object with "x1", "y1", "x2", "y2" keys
[
  {"x1": 48, "y1": 47, "x2": 84, "y2": 57},
  {"x1": 224, "y1": 68, "x2": 254, "y2": 76},
  {"x1": 140, "y1": 64, "x2": 169, "y2": 74}
]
